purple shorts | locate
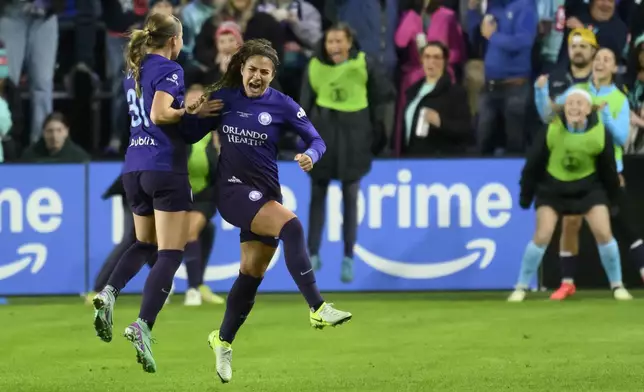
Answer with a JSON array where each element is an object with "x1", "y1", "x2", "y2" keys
[
  {"x1": 216, "y1": 183, "x2": 281, "y2": 248},
  {"x1": 122, "y1": 171, "x2": 192, "y2": 216}
]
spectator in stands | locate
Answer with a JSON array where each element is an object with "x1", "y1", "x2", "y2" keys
[
  {"x1": 197, "y1": 21, "x2": 244, "y2": 86},
  {"x1": 0, "y1": 40, "x2": 14, "y2": 163},
  {"x1": 401, "y1": 41, "x2": 472, "y2": 156},
  {"x1": 462, "y1": 0, "x2": 486, "y2": 119},
  {"x1": 394, "y1": 0, "x2": 466, "y2": 154},
  {"x1": 0, "y1": 62, "x2": 11, "y2": 163},
  {"x1": 300, "y1": 23, "x2": 394, "y2": 283},
  {"x1": 325, "y1": 0, "x2": 399, "y2": 78},
  {"x1": 193, "y1": 0, "x2": 286, "y2": 73},
  {"x1": 562, "y1": 0, "x2": 627, "y2": 65},
  {"x1": 628, "y1": 35, "x2": 644, "y2": 131},
  {"x1": 468, "y1": 0, "x2": 538, "y2": 155},
  {"x1": 101, "y1": 0, "x2": 148, "y2": 155},
  {"x1": 257, "y1": 0, "x2": 323, "y2": 100},
  {"x1": 536, "y1": 0, "x2": 566, "y2": 74},
  {"x1": 0, "y1": 0, "x2": 64, "y2": 145},
  {"x1": 630, "y1": 0, "x2": 644, "y2": 46},
  {"x1": 546, "y1": 28, "x2": 597, "y2": 100},
  {"x1": 325, "y1": 0, "x2": 398, "y2": 153},
  {"x1": 21, "y1": 112, "x2": 90, "y2": 163},
  {"x1": 181, "y1": 0, "x2": 220, "y2": 59},
  {"x1": 150, "y1": 0, "x2": 177, "y2": 15}
]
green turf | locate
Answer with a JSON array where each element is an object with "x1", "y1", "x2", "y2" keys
[{"x1": 2, "y1": 291, "x2": 644, "y2": 391}]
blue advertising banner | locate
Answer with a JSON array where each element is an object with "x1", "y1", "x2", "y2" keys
[
  {"x1": 0, "y1": 159, "x2": 535, "y2": 295},
  {"x1": 87, "y1": 163, "x2": 152, "y2": 294},
  {"x1": 87, "y1": 159, "x2": 534, "y2": 294},
  {"x1": 0, "y1": 164, "x2": 86, "y2": 295}
]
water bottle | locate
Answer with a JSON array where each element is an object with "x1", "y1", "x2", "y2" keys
[{"x1": 415, "y1": 109, "x2": 430, "y2": 138}]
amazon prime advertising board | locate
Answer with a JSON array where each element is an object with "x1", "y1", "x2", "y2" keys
[
  {"x1": 0, "y1": 159, "x2": 535, "y2": 295},
  {"x1": 0, "y1": 164, "x2": 86, "y2": 295}
]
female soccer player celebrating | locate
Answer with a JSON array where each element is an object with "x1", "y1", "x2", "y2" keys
[
  {"x1": 508, "y1": 89, "x2": 622, "y2": 302},
  {"x1": 91, "y1": 12, "x2": 221, "y2": 373},
  {"x1": 190, "y1": 39, "x2": 352, "y2": 383}
]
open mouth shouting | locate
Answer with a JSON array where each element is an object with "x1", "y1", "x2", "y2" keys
[{"x1": 247, "y1": 79, "x2": 263, "y2": 95}]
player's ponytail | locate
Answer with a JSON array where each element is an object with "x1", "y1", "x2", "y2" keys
[
  {"x1": 189, "y1": 39, "x2": 279, "y2": 111},
  {"x1": 125, "y1": 29, "x2": 149, "y2": 97},
  {"x1": 124, "y1": 13, "x2": 182, "y2": 98}
]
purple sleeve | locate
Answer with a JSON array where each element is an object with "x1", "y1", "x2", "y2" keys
[
  {"x1": 284, "y1": 98, "x2": 326, "y2": 164},
  {"x1": 154, "y1": 65, "x2": 185, "y2": 99},
  {"x1": 180, "y1": 113, "x2": 221, "y2": 144}
]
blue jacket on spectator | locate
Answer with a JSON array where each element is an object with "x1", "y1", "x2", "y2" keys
[
  {"x1": 468, "y1": 0, "x2": 538, "y2": 80},
  {"x1": 325, "y1": 0, "x2": 398, "y2": 77}
]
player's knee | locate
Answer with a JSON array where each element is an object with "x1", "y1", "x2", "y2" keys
[
  {"x1": 593, "y1": 228, "x2": 613, "y2": 244},
  {"x1": 533, "y1": 227, "x2": 554, "y2": 246},
  {"x1": 187, "y1": 227, "x2": 201, "y2": 242},
  {"x1": 279, "y1": 217, "x2": 304, "y2": 239}
]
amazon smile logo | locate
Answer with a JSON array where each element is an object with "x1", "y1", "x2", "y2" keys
[{"x1": 322, "y1": 169, "x2": 511, "y2": 279}]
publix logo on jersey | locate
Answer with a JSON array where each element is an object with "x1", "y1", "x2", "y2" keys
[{"x1": 0, "y1": 187, "x2": 59, "y2": 280}]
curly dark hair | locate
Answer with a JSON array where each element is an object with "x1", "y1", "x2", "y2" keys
[{"x1": 189, "y1": 38, "x2": 279, "y2": 110}]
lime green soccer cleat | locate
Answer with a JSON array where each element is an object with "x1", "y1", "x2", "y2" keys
[{"x1": 310, "y1": 302, "x2": 352, "y2": 329}]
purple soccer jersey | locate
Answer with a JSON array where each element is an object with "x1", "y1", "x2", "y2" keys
[
  {"x1": 122, "y1": 54, "x2": 188, "y2": 174},
  {"x1": 211, "y1": 87, "x2": 326, "y2": 199}
]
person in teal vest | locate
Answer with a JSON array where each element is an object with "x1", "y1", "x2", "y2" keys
[
  {"x1": 299, "y1": 22, "x2": 395, "y2": 283},
  {"x1": 542, "y1": 48, "x2": 641, "y2": 300},
  {"x1": 508, "y1": 89, "x2": 622, "y2": 302}
]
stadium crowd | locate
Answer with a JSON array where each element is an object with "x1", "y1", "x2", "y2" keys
[{"x1": 0, "y1": 0, "x2": 642, "y2": 165}]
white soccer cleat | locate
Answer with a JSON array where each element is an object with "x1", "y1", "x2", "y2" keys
[
  {"x1": 507, "y1": 289, "x2": 527, "y2": 302},
  {"x1": 613, "y1": 287, "x2": 633, "y2": 301},
  {"x1": 309, "y1": 302, "x2": 352, "y2": 329},
  {"x1": 208, "y1": 330, "x2": 232, "y2": 383},
  {"x1": 184, "y1": 288, "x2": 202, "y2": 306}
]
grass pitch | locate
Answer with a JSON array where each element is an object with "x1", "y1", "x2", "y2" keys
[{"x1": 1, "y1": 292, "x2": 644, "y2": 391}]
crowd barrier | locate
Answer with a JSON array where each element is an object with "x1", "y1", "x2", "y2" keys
[{"x1": 0, "y1": 159, "x2": 542, "y2": 295}]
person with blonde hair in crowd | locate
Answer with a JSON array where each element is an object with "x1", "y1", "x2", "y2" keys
[
  {"x1": 509, "y1": 89, "x2": 622, "y2": 302},
  {"x1": 300, "y1": 23, "x2": 395, "y2": 282},
  {"x1": 535, "y1": 47, "x2": 637, "y2": 301},
  {"x1": 91, "y1": 12, "x2": 222, "y2": 373}
]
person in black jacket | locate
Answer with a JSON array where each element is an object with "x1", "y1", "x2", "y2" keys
[
  {"x1": 300, "y1": 23, "x2": 394, "y2": 283},
  {"x1": 402, "y1": 41, "x2": 472, "y2": 156}
]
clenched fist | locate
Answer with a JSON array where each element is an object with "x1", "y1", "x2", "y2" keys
[{"x1": 294, "y1": 153, "x2": 313, "y2": 172}]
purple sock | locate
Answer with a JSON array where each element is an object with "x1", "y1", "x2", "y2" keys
[
  {"x1": 106, "y1": 241, "x2": 157, "y2": 296},
  {"x1": 138, "y1": 249, "x2": 183, "y2": 329},
  {"x1": 184, "y1": 241, "x2": 202, "y2": 289},
  {"x1": 560, "y1": 254, "x2": 577, "y2": 282},
  {"x1": 219, "y1": 272, "x2": 262, "y2": 343},
  {"x1": 279, "y1": 218, "x2": 324, "y2": 310}
]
